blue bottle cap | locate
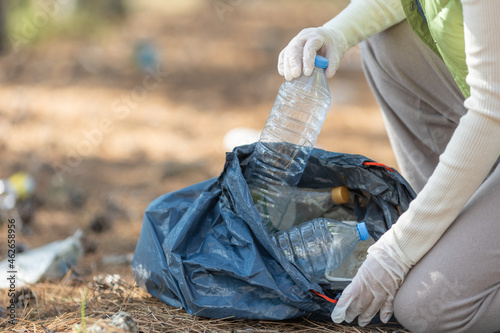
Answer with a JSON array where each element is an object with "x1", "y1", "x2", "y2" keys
[
  {"x1": 314, "y1": 55, "x2": 328, "y2": 69},
  {"x1": 356, "y1": 222, "x2": 370, "y2": 241}
]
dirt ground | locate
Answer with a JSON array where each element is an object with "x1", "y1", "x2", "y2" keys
[{"x1": 0, "y1": 0, "x2": 401, "y2": 331}]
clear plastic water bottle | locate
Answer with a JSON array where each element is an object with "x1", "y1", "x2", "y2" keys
[
  {"x1": 273, "y1": 218, "x2": 370, "y2": 283},
  {"x1": 280, "y1": 186, "x2": 353, "y2": 229},
  {"x1": 244, "y1": 55, "x2": 331, "y2": 233}
]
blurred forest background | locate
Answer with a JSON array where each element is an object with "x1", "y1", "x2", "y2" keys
[{"x1": 0, "y1": 0, "x2": 397, "y2": 328}]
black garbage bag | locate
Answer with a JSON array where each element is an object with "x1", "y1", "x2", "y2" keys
[{"x1": 132, "y1": 144, "x2": 415, "y2": 320}]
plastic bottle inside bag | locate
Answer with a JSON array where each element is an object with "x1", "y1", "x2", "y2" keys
[
  {"x1": 325, "y1": 224, "x2": 375, "y2": 282},
  {"x1": 280, "y1": 185, "x2": 357, "y2": 229},
  {"x1": 273, "y1": 218, "x2": 370, "y2": 283},
  {"x1": 244, "y1": 55, "x2": 331, "y2": 233}
]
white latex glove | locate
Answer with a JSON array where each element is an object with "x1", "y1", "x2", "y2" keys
[
  {"x1": 331, "y1": 228, "x2": 413, "y2": 326},
  {"x1": 277, "y1": 0, "x2": 405, "y2": 81},
  {"x1": 277, "y1": 27, "x2": 349, "y2": 81}
]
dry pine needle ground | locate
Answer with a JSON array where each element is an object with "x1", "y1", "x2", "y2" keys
[{"x1": 0, "y1": 272, "x2": 409, "y2": 333}]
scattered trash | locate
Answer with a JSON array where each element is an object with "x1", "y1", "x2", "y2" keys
[
  {"x1": 91, "y1": 274, "x2": 125, "y2": 292},
  {"x1": 76, "y1": 311, "x2": 138, "y2": 333},
  {"x1": 0, "y1": 172, "x2": 35, "y2": 211},
  {"x1": 133, "y1": 40, "x2": 159, "y2": 74},
  {"x1": 0, "y1": 230, "x2": 84, "y2": 288},
  {"x1": 0, "y1": 172, "x2": 37, "y2": 232},
  {"x1": 12, "y1": 288, "x2": 37, "y2": 308},
  {"x1": 101, "y1": 253, "x2": 134, "y2": 266}
]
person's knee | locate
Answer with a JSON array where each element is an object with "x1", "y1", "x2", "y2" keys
[
  {"x1": 393, "y1": 273, "x2": 472, "y2": 333},
  {"x1": 393, "y1": 286, "x2": 443, "y2": 333}
]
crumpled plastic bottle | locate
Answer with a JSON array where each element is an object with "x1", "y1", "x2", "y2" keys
[{"x1": 0, "y1": 229, "x2": 83, "y2": 288}]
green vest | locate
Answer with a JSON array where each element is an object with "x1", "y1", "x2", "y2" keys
[{"x1": 401, "y1": 0, "x2": 470, "y2": 98}]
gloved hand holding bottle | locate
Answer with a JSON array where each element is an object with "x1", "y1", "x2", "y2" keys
[
  {"x1": 278, "y1": 27, "x2": 349, "y2": 81},
  {"x1": 278, "y1": 0, "x2": 405, "y2": 81}
]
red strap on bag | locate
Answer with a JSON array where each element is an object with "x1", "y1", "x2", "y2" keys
[
  {"x1": 310, "y1": 289, "x2": 338, "y2": 304},
  {"x1": 362, "y1": 161, "x2": 395, "y2": 172}
]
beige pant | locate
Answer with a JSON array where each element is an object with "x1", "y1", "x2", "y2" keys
[{"x1": 360, "y1": 20, "x2": 500, "y2": 333}]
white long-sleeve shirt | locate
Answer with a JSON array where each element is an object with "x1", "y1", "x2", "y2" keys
[{"x1": 323, "y1": 0, "x2": 500, "y2": 265}]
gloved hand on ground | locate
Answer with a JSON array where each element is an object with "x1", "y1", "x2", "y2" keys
[{"x1": 331, "y1": 228, "x2": 413, "y2": 326}]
